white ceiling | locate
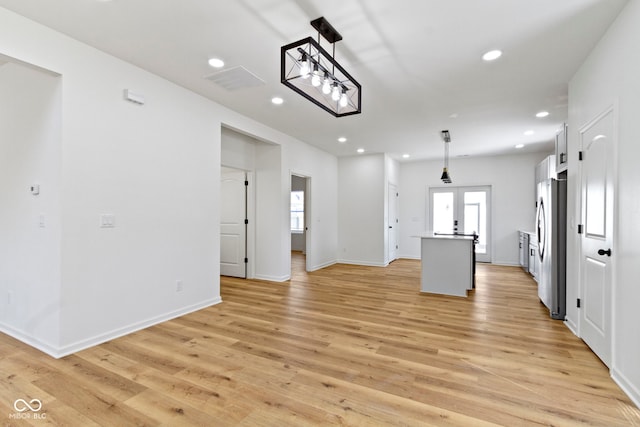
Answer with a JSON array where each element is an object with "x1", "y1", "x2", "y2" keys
[{"x1": 0, "y1": 0, "x2": 628, "y2": 160}]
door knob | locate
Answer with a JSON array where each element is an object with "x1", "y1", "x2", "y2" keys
[{"x1": 597, "y1": 248, "x2": 612, "y2": 257}]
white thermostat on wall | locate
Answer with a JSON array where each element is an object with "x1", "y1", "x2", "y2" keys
[{"x1": 30, "y1": 184, "x2": 40, "y2": 195}]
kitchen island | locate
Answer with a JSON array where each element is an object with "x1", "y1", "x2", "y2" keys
[{"x1": 418, "y1": 232, "x2": 475, "y2": 297}]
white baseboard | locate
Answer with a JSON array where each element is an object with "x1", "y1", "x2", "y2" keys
[
  {"x1": 397, "y1": 256, "x2": 521, "y2": 267},
  {"x1": 564, "y1": 317, "x2": 579, "y2": 337},
  {"x1": 611, "y1": 367, "x2": 640, "y2": 409},
  {"x1": 1, "y1": 297, "x2": 222, "y2": 359},
  {"x1": 397, "y1": 255, "x2": 420, "y2": 260},
  {"x1": 307, "y1": 259, "x2": 336, "y2": 272},
  {"x1": 491, "y1": 261, "x2": 520, "y2": 267},
  {"x1": 254, "y1": 274, "x2": 290, "y2": 282},
  {"x1": 337, "y1": 259, "x2": 387, "y2": 267},
  {"x1": 0, "y1": 322, "x2": 60, "y2": 357}
]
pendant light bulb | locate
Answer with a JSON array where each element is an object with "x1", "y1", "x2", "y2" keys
[
  {"x1": 331, "y1": 84, "x2": 341, "y2": 101},
  {"x1": 322, "y1": 75, "x2": 332, "y2": 95},
  {"x1": 339, "y1": 91, "x2": 348, "y2": 108},
  {"x1": 311, "y1": 67, "x2": 321, "y2": 87},
  {"x1": 300, "y1": 56, "x2": 310, "y2": 79}
]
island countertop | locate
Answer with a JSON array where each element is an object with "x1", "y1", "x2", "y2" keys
[{"x1": 414, "y1": 232, "x2": 476, "y2": 240}]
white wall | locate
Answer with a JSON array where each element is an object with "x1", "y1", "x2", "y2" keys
[
  {"x1": 1, "y1": 8, "x2": 223, "y2": 356},
  {"x1": 0, "y1": 3, "x2": 345, "y2": 357},
  {"x1": 283, "y1": 132, "x2": 338, "y2": 272},
  {"x1": 57, "y1": 53, "x2": 222, "y2": 355},
  {"x1": 0, "y1": 61, "x2": 62, "y2": 352},
  {"x1": 398, "y1": 152, "x2": 548, "y2": 265},
  {"x1": 568, "y1": 0, "x2": 640, "y2": 406},
  {"x1": 254, "y1": 142, "x2": 284, "y2": 280},
  {"x1": 338, "y1": 154, "x2": 386, "y2": 266},
  {"x1": 221, "y1": 126, "x2": 256, "y2": 171},
  {"x1": 221, "y1": 125, "x2": 339, "y2": 278},
  {"x1": 0, "y1": 7, "x2": 343, "y2": 356}
]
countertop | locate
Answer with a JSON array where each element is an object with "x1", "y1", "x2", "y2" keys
[{"x1": 414, "y1": 232, "x2": 476, "y2": 240}]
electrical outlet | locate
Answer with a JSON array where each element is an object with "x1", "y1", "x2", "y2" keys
[{"x1": 176, "y1": 280, "x2": 183, "y2": 292}]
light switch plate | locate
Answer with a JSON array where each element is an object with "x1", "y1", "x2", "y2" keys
[{"x1": 100, "y1": 214, "x2": 115, "y2": 228}]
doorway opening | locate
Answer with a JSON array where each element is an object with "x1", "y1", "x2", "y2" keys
[
  {"x1": 388, "y1": 183, "x2": 399, "y2": 264},
  {"x1": 429, "y1": 185, "x2": 492, "y2": 263},
  {"x1": 291, "y1": 174, "x2": 310, "y2": 276}
]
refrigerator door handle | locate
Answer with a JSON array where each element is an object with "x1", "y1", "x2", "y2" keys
[{"x1": 537, "y1": 198, "x2": 546, "y2": 261}]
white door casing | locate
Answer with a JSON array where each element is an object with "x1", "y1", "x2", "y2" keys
[
  {"x1": 220, "y1": 169, "x2": 247, "y2": 278},
  {"x1": 388, "y1": 183, "x2": 399, "y2": 263},
  {"x1": 580, "y1": 107, "x2": 615, "y2": 367},
  {"x1": 291, "y1": 173, "x2": 312, "y2": 272}
]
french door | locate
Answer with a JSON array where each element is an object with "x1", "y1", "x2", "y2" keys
[{"x1": 429, "y1": 186, "x2": 491, "y2": 263}]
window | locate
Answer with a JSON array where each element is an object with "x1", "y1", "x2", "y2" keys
[{"x1": 291, "y1": 191, "x2": 304, "y2": 233}]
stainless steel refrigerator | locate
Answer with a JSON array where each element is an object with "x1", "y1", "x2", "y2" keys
[{"x1": 536, "y1": 158, "x2": 567, "y2": 320}]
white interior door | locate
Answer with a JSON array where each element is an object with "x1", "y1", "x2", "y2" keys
[
  {"x1": 429, "y1": 186, "x2": 491, "y2": 262},
  {"x1": 221, "y1": 168, "x2": 247, "y2": 278},
  {"x1": 580, "y1": 108, "x2": 614, "y2": 367},
  {"x1": 388, "y1": 183, "x2": 399, "y2": 262}
]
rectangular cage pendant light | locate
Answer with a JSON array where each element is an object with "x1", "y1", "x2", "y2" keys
[{"x1": 281, "y1": 17, "x2": 361, "y2": 117}]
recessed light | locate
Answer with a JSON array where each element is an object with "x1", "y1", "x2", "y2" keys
[
  {"x1": 271, "y1": 97, "x2": 284, "y2": 105},
  {"x1": 536, "y1": 111, "x2": 549, "y2": 118},
  {"x1": 482, "y1": 50, "x2": 502, "y2": 61},
  {"x1": 524, "y1": 130, "x2": 535, "y2": 136},
  {"x1": 449, "y1": 113, "x2": 459, "y2": 119},
  {"x1": 402, "y1": 154, "x2": 410, "y2": 158},
  {"x1": 337, "y1": 137, "x2": 347, "y2": 143},
  {"x1": 357, "y1": 148, "x2": 365, "y2": 154},
  {"x1": 515, "y1": 144, "x2": 525, "y2": 149},
  {"x1": 208, "y1": 58, "x2": 225, "y2": 68}
]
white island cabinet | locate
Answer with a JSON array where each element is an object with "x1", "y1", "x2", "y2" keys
[{"x1": 418, "y1": 233, "x2": 475, "y2": 297}]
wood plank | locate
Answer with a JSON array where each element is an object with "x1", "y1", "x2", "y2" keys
[{"x1": 33, "y1": 371, "x2": 158, "y2": 426}]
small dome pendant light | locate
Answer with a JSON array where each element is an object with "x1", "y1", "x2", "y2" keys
[{"x1": 440, "y1": 130, "x2": 452, "y2": 184}]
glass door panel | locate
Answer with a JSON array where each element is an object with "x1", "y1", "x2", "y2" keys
[
  {"x1": 463, "y1": 191, "x2": 487, "y2": 255},
  {"x1": 432, "y1": 191, "x2": 455, "y2": 233},
  {"x1": 429, "y1": 186, "x2": 491, "y2": 262}
]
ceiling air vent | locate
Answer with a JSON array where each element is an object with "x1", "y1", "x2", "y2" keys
[{"x1": 204, "y1": 66, "x2": 265, "y2": 91}]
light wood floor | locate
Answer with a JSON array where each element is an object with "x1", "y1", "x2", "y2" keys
[{"x1": 2, "y1": 254, "x2": 639, "y2": 426}]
